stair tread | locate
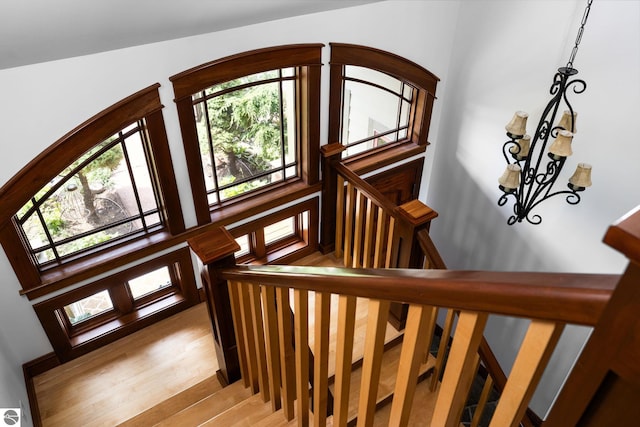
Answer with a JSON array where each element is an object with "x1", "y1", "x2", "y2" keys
[
  {"x1": 117, "y1": 375, "x2": 222, "y2": 426},
  {"x1": 199, "y1": 392, "x2": 275, "y2": 427},
  {"x1": 330, "y1": 338, "x2": 436, "y2": 422},
  {"x1": 156, "y1": 381, "x2": 251, "y2": 426},
  {"x1": 373, "y1": 379, "x2": 442, "y2": 427}
]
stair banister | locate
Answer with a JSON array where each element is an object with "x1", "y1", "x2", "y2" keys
[{"x1": 223, "y1": 266, "x2": 617, "y2": 326}]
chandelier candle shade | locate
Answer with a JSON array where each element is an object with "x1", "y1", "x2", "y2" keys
[{"x1": 497, "y1": 0, "x2": 593, "y2": 225}]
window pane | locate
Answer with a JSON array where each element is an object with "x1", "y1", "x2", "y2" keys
[
  {"x1": 343, "y1": 80, "x2": 405, "y2": 145},
  {"x1": 264, "y1": 217, "x2": 296, "y2": 245},
  {"x1": 192, "y1": 69, "x2": 297, "y2": 205},
  {"x1": 127, "y1": 266, "x2": 172, "y2": 299},
  {"x1": 345, "y1": 66, "x2": 402, "y2": 94},
  {"x1": 235, "y1": 234, "x2": 250, "y2": 257},
  {"x1": 204, "y1": 70, "x2": 280, "y2": 96},
  {"x1": 64, "y1": 290, "x2": 114, "y2": 325}
]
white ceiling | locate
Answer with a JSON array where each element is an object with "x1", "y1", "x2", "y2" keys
[{"x1": 0, "y1": 0, "x2": 381, "y2": 70}]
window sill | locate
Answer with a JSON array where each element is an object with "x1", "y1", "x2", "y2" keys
[
  {"x1": 210, "y1": 180, "x2": 322, "y2": 226},
  {"x1": 343, "y1": 142, "x2": 428, "y2": 176},
  {"x1": 23, "y1": 181, "x2": 321, "y2": 300}
]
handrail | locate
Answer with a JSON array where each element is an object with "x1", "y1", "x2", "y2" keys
[
  {"x1": 222, "y1": 265, "x2": 617, "y2": 326},
  {"x1": 333, "y1": 162, "x2": 401, "y2": 218}
]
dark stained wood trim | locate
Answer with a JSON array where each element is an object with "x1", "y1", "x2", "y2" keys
[
  {"x1": 22, "y1": 353, "x2": 59, "y2": 427},
  {"x1": 145, "y1": 108, "x2": 186, "y2": 234},
  {"x1": 0, "y1": 84, "x2": 186, "y2": 295},
  {"x1": 170, "y1": 44, "x2": 324, "y2": 100},
  {"x1": 32, "y1": 248, "x2": 199, "y2": 362},
  {"x1": 171, "y1": 44, "x2": 323, "y2": 226},
  {"x1": 603, "y1": 204, "x2": 640, "y2": 265},
  {"x1": 223, "y1": 266, "x2": 618, "y2": 326},
  {"x1": 229, "y1": 197, "x2": 319, "y2": 265},
  {"x1": 329, "y1": 43, "x2": 440, "y2": 96},
  {"x1": 21, "y1": 183, "x2": 321, "y2": 299}
]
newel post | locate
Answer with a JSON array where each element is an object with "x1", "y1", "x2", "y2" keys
[
  {"x1": 388, "y1": 199, "x2": 439, "y2": 330},
  {"x1": 188, "y1": 227, "x2": 241, "y2": 386},
  {"x1": 320, "y1": 143, "x2": 346, "y2": 254}
]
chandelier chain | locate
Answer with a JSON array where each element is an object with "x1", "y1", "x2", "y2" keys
[{"x1": 566, "y1": 0, "x2": 594, "y2": 70}]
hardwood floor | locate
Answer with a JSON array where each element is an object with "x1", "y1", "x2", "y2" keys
[{"x1": 33, "y1": 302, "x2": 219, "y2": 426}]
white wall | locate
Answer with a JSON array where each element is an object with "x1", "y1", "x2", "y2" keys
[
  {"x1": 427, "y1": 0, "x2": 640, "y2": 418},
  {"x1": 0, "y1": 1, "x2": 460, "y2": 421}
]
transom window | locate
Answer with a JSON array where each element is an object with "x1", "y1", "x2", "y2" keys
[
  {"x1": 15, "y1": 120, "x2": 163, "y2": 269},
  {"x1": 341, "y1": 66, "x2": 416, "y2": 158},
  {"x1": 192, "y1": 68, "x2": 297, "y2": 205}
]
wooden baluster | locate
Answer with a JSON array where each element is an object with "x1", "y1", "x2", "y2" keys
[
  {"x1": 432, "y1": 310, "x2": 488, "y2": 427},
  {"x1": 356, "y1": 299, "x2": 391, "y2": 427},
  {"x1": 385, "y1": 216, "x2": 398, "y2": 268},
  {"x1": 352, "y1": 190, "x2": 366, "y2": 268},
  {"x1": 471, "y1": 376, "x2": 494, "y2": 427},
  {"x1": 313, "y1": 292, "x2": 331, "y2": 427},
  {"x1": 431, "y1": 309, "x2": 456, "y2": 391},
  {"x1": 333, "y1": 294, "x2": 357, "y2": 427},
  {"x1": 343, "y1": 182, "x2": 356, "y2": 268},
  {"x1": 335, "y1": 175, "x2": 346, "y2": 259},
  {"x1": 489, "y1": 321, "x2": 564, "y2": 427},
  {"x1": 238, "y1": 282, "x2": 259, "y2": 393},
  {"x1": 262, "y1": 285, "x2": 282, "y2": 412},
  {"x1": 388, "y1": 303, "x2": 438, "y2": 427},
  {"x1": 362, "y1": 199, "x2": 376, "y2": 268},
  {"x1": 227, "y1": 280, "x2": 249, "y2": 388},
  {"x1": 294, "y1": 289, "x2": 310, "y2": 427},
  {"x1": 373, "y1": 207, "x2": 388, "y2": 268},
  {"x1": 248, "y1": 283, "x2": 270, "y2": 402},
  {"x1": 276, "y1": 287, "x2": 296, "y2": 420}
]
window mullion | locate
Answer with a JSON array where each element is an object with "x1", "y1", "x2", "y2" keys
[
  {"x1": 278, "y1": 70, "x2": 287, "y2": 181},
  {"x1": 203, "y1": 93, "x2": 221, "y2": 204},
  {"x1": 119, "y1": 135, "x2": 147, "y2": 231}
]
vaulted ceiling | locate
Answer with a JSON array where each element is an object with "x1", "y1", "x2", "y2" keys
[{"x1": 0, "y1": 0, "x2": 380, "y2": 70}]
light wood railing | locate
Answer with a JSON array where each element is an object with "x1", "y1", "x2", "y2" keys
[{"x1": 219, "y1": 260, "x2": 617, "y2": 427}]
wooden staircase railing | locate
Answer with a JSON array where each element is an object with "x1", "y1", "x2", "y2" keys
[
  {"x1": 416, "y1": 229, "x2": 538, "y2": 426},
  {"x1": 218, "y1": 259, "x2": 617, "y2": 427}
]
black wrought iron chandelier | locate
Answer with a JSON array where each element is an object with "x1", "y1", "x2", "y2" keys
[{"x1": 498, "y1": 0, "x2": 594, "y2": 225}]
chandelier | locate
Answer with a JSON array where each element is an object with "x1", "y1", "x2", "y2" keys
[{"x1": 498, "y1": 0, "x2": 593, "y2": 225}]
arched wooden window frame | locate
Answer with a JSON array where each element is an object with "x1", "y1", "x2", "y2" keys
[
  {"x1": 0, "y1": 84, "x2": 185, "y2": 299},
  {"x1": 170, "y1": 44, "x2": 323, "y2": 226},
  {"x1": 328, "y1": 43, "x2": 440, "y2": 174}
]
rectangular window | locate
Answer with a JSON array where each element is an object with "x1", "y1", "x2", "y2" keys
[
  {"x1": 34, "y1": 248, "x2": 199, "y2": 362},
  {"x1": 192, "y1": 68, "x2": 298, "y2": 206},
  {"x1": 230, "y1": 198, "x2": 318, "y2": 265},
  {"x1": 264, "y1": 217, "x2": 296, "y2": 246},
  {"x1": 63, "y1": 290, "x2": 114, "y2": 325},
  {"x1": 127, "y1": 266, "x2": 172, "y2": 300}
]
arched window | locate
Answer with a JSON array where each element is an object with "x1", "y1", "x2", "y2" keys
[
  {"x1": 328, "y1": 43, "x2": 439, "y2": 174},
  {"x1": 0, "y1": 84, "x2": 184, "y2": 298}
]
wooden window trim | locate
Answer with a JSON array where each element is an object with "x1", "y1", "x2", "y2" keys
[
  {"x1": 170, "y1": 44, "x2": 323, "y2": 226},
  {"x1": 0, "y1": 84, "x2": 185, "y2": 295},
  {"x1": 33, "y1": 247, "x2": 198, "y2": 362},
  {"x1": 328, "y1": 43, "x2": 439, "y2": 174},
  {"x1": 230, "y1": 197, "x2": 318, "y2": 265}
]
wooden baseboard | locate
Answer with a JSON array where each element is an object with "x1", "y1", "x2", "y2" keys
[{"x1": 23, "y1": 352, "x2": 60, "y2": 427}]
